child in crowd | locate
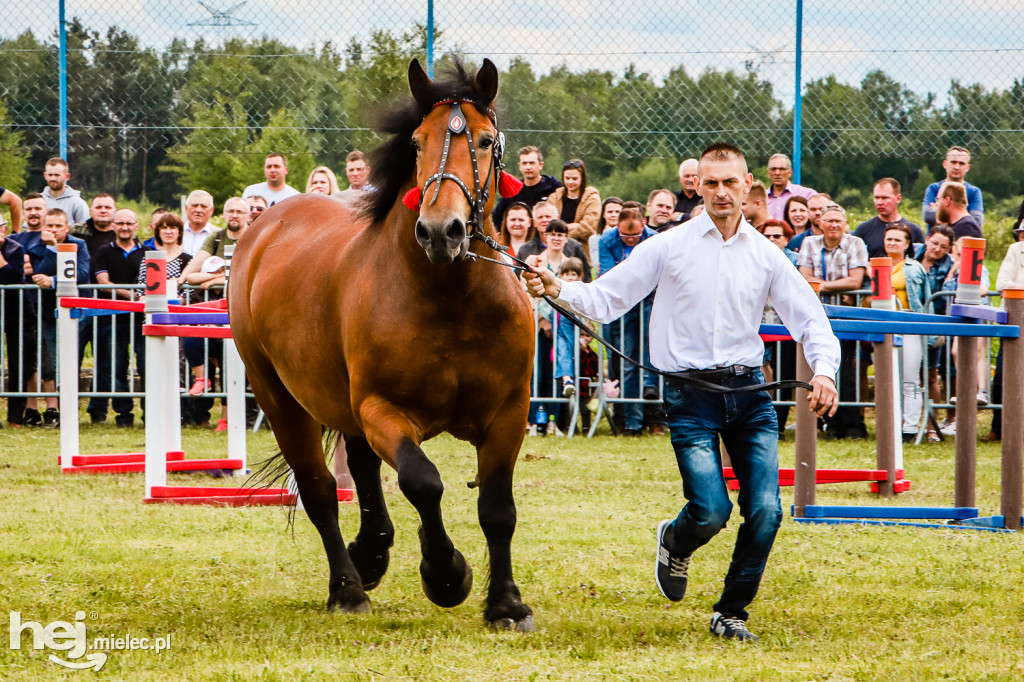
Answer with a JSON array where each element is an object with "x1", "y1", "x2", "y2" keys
[{"x1": 555, "y1": 258, "x2": 600, "y2": 432}]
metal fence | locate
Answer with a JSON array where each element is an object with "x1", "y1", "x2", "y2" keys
[{"x1": 2, "y1": 2, "x2": 1024, "y2": 203}]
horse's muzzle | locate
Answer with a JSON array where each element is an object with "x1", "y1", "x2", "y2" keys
[{"x1": 415, "y1": 217, "x2": 469, "y2": 265}]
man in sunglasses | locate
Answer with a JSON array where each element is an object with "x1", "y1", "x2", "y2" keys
[{"x1": 246, "y1": 195, "x2": 269, "y2": 223}]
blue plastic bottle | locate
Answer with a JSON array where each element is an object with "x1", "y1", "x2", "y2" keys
[{"x1": 536, "y1": 404, "x2": 547, "y2": 436}]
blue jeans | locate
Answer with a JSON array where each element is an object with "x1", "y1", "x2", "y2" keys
[{"x1": 662, "y1": 370, "x2": 782, "y2": 621}]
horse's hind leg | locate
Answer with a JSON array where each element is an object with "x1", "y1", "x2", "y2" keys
[
  {"x1": 343, "y1": 433, "x2": 394, "y2": 590},
  {"x1": 477, "y1": 411, "x2": 534, "y2": 631}
]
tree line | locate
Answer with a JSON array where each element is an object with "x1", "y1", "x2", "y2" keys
[{"x1": 1, "y1": 21, "x2": 1023, "y2": 207}]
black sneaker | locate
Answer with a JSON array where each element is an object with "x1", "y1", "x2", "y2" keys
[
  {"x1": 23, "y1": 408, "x2": 42, "y2": 427},
  {"x1": 710, "y1": 612, "x2": 758, "y2": 642},
  {"x1": 115, "y1": 413, "x2": 135, "y2": 428},
  {"x1": 43, "y1": 408, "x2": 59, "y2": 429},
  {"x1": 643, "y1": 385, "x2": 660, "y2": 401},
  {"x1": 655, "y1": 519, "x2": 691, "y2": 602}
]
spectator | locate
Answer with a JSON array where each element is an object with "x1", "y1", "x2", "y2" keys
[
  {"x1": 798, "y1": 203, "x2": 869, "y2": 439},
  {"x1": 913, "y1": 224, "x2": 956, "y2": 441},
  {"x1": 182, "y1": 190, "x2": 216, "y2": 257},
  {"x1": 761, "y1": 218, "x2": 800, "y2": 436},
  {"x1": 597, "y1": 207, "x2": 658, "y2": 436},
  {"x1": 246, "y1": 194, "x2": 268, "y2": 223},
  {"x1": 788, "y1": 192, "x2": 832, "y2": 252},
  {"x1": 337, "y1": 151, "x2": 372, "y2": 198},
  {"x1": 766, "y1": 153, "x2": 816, "y2": 219},
  {"x1": 0, "y1": 185, "x2": 23, "y2": 233},
  {"x1": 138, "y1": 212, "x2": 191, "y2": 294},
  {"x1": 141, "y1": 208, "x2": 170, "y2": 248},
  {"x1": 672, "y1": 158, "x2": 703, "y2": 223},
  {"x1": 942, "y1": 237, "x2": 992, "y2": 426},
  {"x1": 519, "y1": 202, "x2": 592, "y2": 281},
  {"x1": 25, "y1": 208, "x2": 90, "y2": 428},
  {"x1": 988, "y1": 224, "x2": 1024, "y2": 441},
  {"x1": 923, "y1": 146, "x2": 984, "y2": 229},
  {"x1": 496, "y1": 202, "x2": 535, "y2": 257},
  {"x1": 555, "y1": 257, "x2": 587, "y2": 399},
  {"x1": 75, "y1": 194, "x2": 117, "y2": 276},
  {"x1": 1013, "y1": 198, "x2": 1024, "y2": 233},
  {"x1": 592, "y1": 196, "x2": 623, "y2": 267},
  {"x1": 242, "y1": 153, "x2": 301, "y2": 206},
  {"x1": 854, "y1": 178, "x2": 925, "y2": 258},
  {"x1": 18, "y1": 193, "x2": 47, "y2": 233},
  {"x1": 548, "y1": 159, "x2": 601, "y2": 243},
  {"x1": 41, "y1": 157, "x2": 89, "y2": 225},
  {"x1": 883, "y1": 223, "x2": 931, "y2": 440},
  {"x1": 741, "y1": 181, "x2": 771, "y2": 231},
  {"x1": 89, "y1": 209, "x2": 145, "y2": 426},
  {"x1": 491, "y1": 146, "x2": 562, "y2": 227},
  {"x1": 781, "y1": 196, "x2": 810, "y2": 242},
  {"x1": 306, "y1": 166, "x2": 340, "y2": 195},
  {"x1": 761, "y1": 219, "x2": 798, "y2": 266},
  {"x1": 645, "y1": 189, "x2": 679, "y2": 233},
  {"x1": 935, "y1": 181, "x2": 983, "y2": 241},
  {"x1": 0, "y1": 225, "x2": 35, "y2": 426}
]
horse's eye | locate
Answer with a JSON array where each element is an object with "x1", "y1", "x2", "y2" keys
[{"x1": 479, "y1": 137, "x2": 493, "y2": 150}]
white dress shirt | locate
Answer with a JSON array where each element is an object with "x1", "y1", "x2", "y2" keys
[
  {"x1": 556, "y1": 212, "x2": 841, "y2": 378},
  {"x1": 182, "y1": 222, "x2": 215, "y2": 257}
]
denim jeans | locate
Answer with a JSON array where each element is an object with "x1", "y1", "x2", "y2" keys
[{"x1": 662, "y1": 370, "x2": 782, "y2": 621}]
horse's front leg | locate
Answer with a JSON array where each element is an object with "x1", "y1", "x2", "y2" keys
[
  {"x1": 359, "y1": 399, "x2": 473, "y2": 608},
  {"x1": 342, "y1": 433, "x2": 394, "y2": 590},
  {"x1": 476, "y1": 403, "x2": 534, "y2": 632}
]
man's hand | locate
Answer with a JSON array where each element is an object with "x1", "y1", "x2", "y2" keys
[
  {"x1": 23, "y1": 254, "x2": 32, "y2": 277},
  {"x1": 807, "y1": 375, "x2": 838, "y2": 417},
  {"x1": 31, "y1": 273, "x2": 52, "y2": 289},
  {"x1": 523, "y1": 265, "x2": 561, "y2": 299},
  {"x1": 40, "y1": 228, "x2": 57, "y2": 246}
]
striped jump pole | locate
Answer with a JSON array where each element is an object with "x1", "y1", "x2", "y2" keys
[
  {"x1": 57, "y1": 244, "x2": 79, "y2": 470},
  {"x1": 144, "y1": 250, "x2": 173, "y2": 499},
  {"x1": 223, "y1": 245, "x2": 246, "y2": 476},
  {"x1": 954, "y1": 238, "x2": 986, "y2": 508}
]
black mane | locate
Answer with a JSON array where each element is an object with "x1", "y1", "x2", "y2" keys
[{"x1": 364, "y1": 59, "x2": 494, "y2": 224}]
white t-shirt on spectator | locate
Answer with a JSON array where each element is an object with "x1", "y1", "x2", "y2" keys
[{"x1": 242, "y1": 182, "x2": 301, "y2": 206}]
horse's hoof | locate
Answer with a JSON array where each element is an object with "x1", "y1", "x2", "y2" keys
[
  {"x1": 328, "y1": 599, "x2": 371, "y2": 615},
  {"x1": 420, "y1": 550, "x2": 473, "y2": 608},
  {"x1": 488, "y1": 615, "x2": 534, "y2": 633},
  {"x1": 348, "y1": 540, "x2": 390, "y2": 591},
  {"x1": 327, "y1": 585, "x2": 372, "y2": 614}
]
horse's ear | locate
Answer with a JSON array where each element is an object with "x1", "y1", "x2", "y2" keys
[
  {"x1": 474, "y1": 59, "x2": 499, "y2": 105},
  {"x1": 408, "y1": 59, "x2": 433, "y2": 107}
]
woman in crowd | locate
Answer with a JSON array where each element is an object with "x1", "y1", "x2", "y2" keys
[
  {"x1": 497, "y1": 202, "x2": 535, "y2": 258},
  {"x1": 913, "y1": 224, "x2": 955, "y2": 440},
  {"x1": 548, "y1": 159, "x2": 601, "y2": 243},
  {"x1": 884, "y1": 223, "x2": 930, "y2": 440},
  {"x1": 519, "y1": 202, "x2": 592, "y2": 280},
  {"x1": 137, "y1": 212, "x2": 192, "y2": 295},
  {"x1": 760, "y1": 218, "x2": 799, "y2": 266},
  {"x1": 306, "y1": 166, "x2": 340, "y2": 195},
  {"x1": 592, "y1": 197, "x2": 623, "y2": 270},
  {"x1": 783, "y1": 195, "x2": 810, "y2": 240}
]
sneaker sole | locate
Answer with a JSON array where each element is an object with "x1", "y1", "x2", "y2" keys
[{"x1": 654, "y1": 519, "x2": 681, "y2": 602}]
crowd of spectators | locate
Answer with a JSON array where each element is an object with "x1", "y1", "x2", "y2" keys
[{"x1": 0, "y1": 143, "x2": 1021, "y2": 443}]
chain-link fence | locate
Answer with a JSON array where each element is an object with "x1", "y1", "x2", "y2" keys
[{"x1": 2, "y1": 2, "x2": 1023, "y2": 205}]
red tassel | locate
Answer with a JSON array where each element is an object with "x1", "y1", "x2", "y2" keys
[
  {"x1": 402, "y1": 187, "x2": 422, "y2": 211},
  {"x1": 498, "y1": 171, "x2": 523, "y2": 198}
]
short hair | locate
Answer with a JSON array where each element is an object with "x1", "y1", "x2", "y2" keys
[
  {"x1": 45, "y1": 157, "x2": 68, "y2": 170},
  {"x1": 346, "y1": 150, "x2": 366, "y2": 164},
  {"x1": 45, "y1": 208, "x2": 68, "y2": 222},
  {"x1": 928, "y1": 223, "x2": 956, "y2": 244},
  {"x1": 265, "y1": 152, "x2": 287, "y2": 165},
  {"x1": 646, "y1": 188, "x2": 675, "y2": 205},
  {"x1": 767, "y1": 153, "x2": 791, "y2": 169},
  {"x1": 306, "y1": 166, "x2": 340, "y2": 194},
  {"x1": 518, "y1": 146, "x2": 542, "y2": 161},
  {"x1": 700, "y1": 142, "x2": 747, "y2": 170},
  {"x1": 247, "y1": 194, "x2": 268, "y2": 207},
  {"x1": 186, "y1": 190, "x2": 214, "y2": 207},
  {"x1": 532, "y1": 200, "x2": 556, "y2": 217},
  {"x1": 223, "y1": 196, "x2": 249, "y2": 213},
  {"x1": 760, "y1": 218, "x2": 793, "y2": 239},
  {"x1": 747, "y1": 181, "x2": 767, "y2": 204},
  {"x1": 622, "y1": 200, "x2": 645, "y2": 217},
  {"x1": 874, "y1": 177, "x2": 901, "y2": 195},
  {"x1": 559, "y1": 257, "x2": 584, "y2": 277},
  {"x1": 153, "y1": 212, "x2": 184, "y2": 246},
  {"x1": 91, "y1": 193, "x2": 115, "y2": 204},
  {"x1": 617, "y1": 207, "x2": 644, "y2": 226},
  {"x1": 820, "y1": 203, "x2": 847, "y2": 220},
  {"x1": 938, "y1": 181, "x2": 967, "y2": 207},
  {"x1": 23, "y1": 192, "x2": 43, "y2": 202},
  {"x1": 946, "y1": 145, "x2": 971, "y2": 160},
  {"x1": 546, "y1": 219, "x2": 569, "y2": 234},
  {"x1": 808, "y1": 192, "x2": 832, "y2": 203}
]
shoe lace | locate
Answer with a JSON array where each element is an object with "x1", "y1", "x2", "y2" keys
[
  {"x1": 717, "y1": 615, "x2": 749, "y2": 633},
  {"x1": 667, "y1": 554, "x2": 690, "y2": 579}
]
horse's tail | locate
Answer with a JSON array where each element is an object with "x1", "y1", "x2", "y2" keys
[{"x1": 245, "y1": 452, "x2": 301, "y2": 530}]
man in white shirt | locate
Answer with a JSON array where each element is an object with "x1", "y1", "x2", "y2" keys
[
  {"x1": 525, "y1": 142, "x2": 839, "y2": 642},
  {"x1": 182, "y1": 190, "x2": 217, "y2": 256},
  {"x1": 242, "y1": 153, "x2": 301, "y2": 206}
]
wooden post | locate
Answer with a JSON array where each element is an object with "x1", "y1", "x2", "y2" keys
[
  {"x1": 953, "y1": 238, "x2": 985, "y2": 509},
  {"x1": 792, "y1": 344, "x2": 816, "y2": 517},
  {"x1": 871, "y1": 258, "x2": 897, "y2": 497},
  {"x1": 1000, "y1": 290, "x2": 1024, "y2": 530}
]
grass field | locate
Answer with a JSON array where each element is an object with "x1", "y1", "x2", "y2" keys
[{"x1": 1, "y1": 418, "x2": 1022, "y2": 680}]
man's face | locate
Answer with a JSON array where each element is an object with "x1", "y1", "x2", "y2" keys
[
  {"x1": 807, "y1": 196, "x2": 830, "y2": 228},
  {"x1": 925, "y1": 232, "x2": 952, "y2": 261},
  {"x1": 943, "y1": 151, "x2": 970, "y2": 181},
  {"x1": 767, "y1": 157, "x2": 792, "y2": 189},
  {"x1": 533, "y1": 206, "x2": 556, "y2": 233},
  {"x1": 43, "y1": 164, "x2": 69, "y2": 192},
  {"x1": 618, "y1": 218, "x2": 644, "y2": 247},
  {"x1": 43, "y1": 214, "x2": 69, "y2": 242},
  {"x1": 223, "y1": 200, "x2": 249, "y2": 232},
  {"x1": 264, "y1": 156, "x2": 288, "y2": 185},
  {"x1": 873, "y1": 183, "x2": 901, "y2": 220},
  {"x1": 23, "y1": 199, "x2": 47, "y2": 229},
  {"x1": 247, "y1": 196, "x2": 267, "y2": 221},
  {"x1": 741, "y1": 196, "x2": 760, "y2": 221},
  {"x1": 112, "y1": 210, "x2": 138, "y2": 241},
  {"x1": 346, "y1": 160, "x2": 369, "y2": 189},
  {"x1": 679, "y1": 160, "x2": 699, "y2": 194},
  {"x1": 698, "y1": 157, "x2": 752, "y2": 222},
  {"x1": 187, "y1": 198, "x2": 214, "y2": 228},
  {"x1": 936, "y1": 193, "x2": 951, "y2": 224},
  {"x1": 820, "y1": 212, "x2": 846, "y2": 244},
  {"x1": 518, "y1": 153, "x2": 542, "y2": 182},
  {"x1": 90, "y1": 196, "x2": 116, "y2": 227},
  {"x1": 646, "y1": 192, "x2": 675, "y2": 227}
]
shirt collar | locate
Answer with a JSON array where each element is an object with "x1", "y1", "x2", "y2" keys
[{"x1": 695, "y1": 210, "x2": 756, "y2": 242}]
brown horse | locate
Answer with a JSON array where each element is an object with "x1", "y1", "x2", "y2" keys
[{"x1": 228, "y1": 59, "x2": 536, "y2": 630}]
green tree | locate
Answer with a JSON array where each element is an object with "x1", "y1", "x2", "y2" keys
[
  {"x1": 0, "y1": 96, "x2": 30, "y2": 193},
  {"x1": 163, "y1": 96, "x2": 251, "y2": 204},
  {"x1": 250, "y1": 108, "x2": 316, "y2": 191}
]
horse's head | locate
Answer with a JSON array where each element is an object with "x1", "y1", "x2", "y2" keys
[{"x1": 407, "y1": 59, "x2": 501, "y2": 265}]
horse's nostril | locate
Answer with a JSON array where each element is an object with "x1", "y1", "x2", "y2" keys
[
  {"x1": 445, "y1": 219, "x2": 466, "y2": 243},
  {"x1": 414, "y1": 220, "x2": 430, "y2": 245}
]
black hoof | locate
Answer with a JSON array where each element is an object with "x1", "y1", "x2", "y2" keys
[
  {"x1": 348, "y1": 540, "x2": 391, "y2": 591},
  {"x1": 489, "y1": 614, "x2": 535, "y2": 633},
  {"x1": 420, "y1": 549, "x2": 473, "y2": 608},
  {"x1": 327, "y1": 585, "x2": 372, "y2": 614}
]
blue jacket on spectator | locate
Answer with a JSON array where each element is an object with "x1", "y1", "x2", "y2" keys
[
  {"x1": 598, "y1": 225, "x2": 658, "y2": 276},
  {"x1": 38, "y1": 235, "x2": 90, "y2": 286}
]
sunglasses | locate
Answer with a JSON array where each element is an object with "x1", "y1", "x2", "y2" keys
[
  {"x1": 764, "y1": 233, "x2": 787, "y2": 239},
  {"x1": 249, "y1": 206, "x2": 266, "y2": 212},
  {"x1": 563, "y1": 160, "x2": 583, "y2": 169}
]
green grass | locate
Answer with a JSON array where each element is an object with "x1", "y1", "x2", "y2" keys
[{"x1": 2, "y1": 419, "x2": 1023, "y2": 680}]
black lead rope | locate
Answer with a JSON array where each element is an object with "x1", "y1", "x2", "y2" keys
[{"x1": 468, "y1": 232, "x2": 815, "y2": 396}]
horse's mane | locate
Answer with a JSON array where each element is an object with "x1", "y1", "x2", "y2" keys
[{"x1": 364, "y1": 59, "x2": 494, "y2": 225}]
